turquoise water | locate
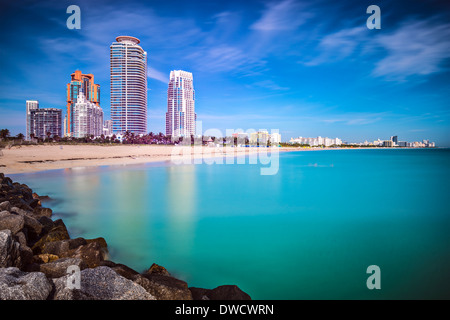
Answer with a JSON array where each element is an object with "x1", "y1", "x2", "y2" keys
[{"x1": 10, "y1": 149, "x2": 450, "y2": 299}]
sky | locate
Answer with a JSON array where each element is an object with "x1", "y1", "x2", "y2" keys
[{"x1": 0, "y1": 0, "x2": 449, "y2": 145}]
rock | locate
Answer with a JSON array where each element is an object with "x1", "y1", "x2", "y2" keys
[
  {"x1": 1, "y1": 177, "x2": 13, "y2": 187},
  {"x1": 11, "y1": 202, "x2": 34, "y2": 214},
  {"x1": 189, "y1": 285, "x2": 251, "y2": 300},
  {"x1": 0, "y1": 210, "x2": 10, "y2": 219},
  {"x1": 32, "y1": 193, "x2": 51, "y2": 202},
  {"x1": 33, "y1": 207, "x2": 52, "y2": 218},
  {"x1": 99, "y1": 260, "x2": 139, "y2": 280},
  {"x1": 28, "y1": 198, "x2": 41, "y2": 209},
  {"x1": 189, "y1": 287, "x2": 211, "y2": 300},
  {"x1": 0, "y1": 229, "x2": 31, "y2": 270},
  {"x1": 0, "y1": 230, "x2": 20, "y2": 268},
  {"x1": 22, "y1": 214, "x2": 43, "y2": 242},
  {"x1": 39, "y1": 257, "x2": 87, "y2": 278},
  {"x1": 68, "y1": 242, "x2": 105, "y2": 268},
  {"x1": 51, "y1": 266, "x2": 156, "y2": 300},
  {"x1": 0, "y1": 201, "x2": 11, "y2": 212},
  {"x1": 18, "y1": 245, "x2": 33, "y2": 269},
  {"x1": 14, "y1": 231, "x2": 27, "y2": 247},
  {"x1": 42, "y1": 240, "x2": 70, "y2": 256},
  {"x1": 136, "y1": 273, "x2": 193, "y2": 300},
  {"x1": 0, "y1": 214, "x2": 25, "y2": 235},
  {"x1": 37, "y1": 216, "x2": 54, "y2": 235},
  {"x1": 32, "y1": 219, "x2": 70, "y2": 254},
  {"x1": 145, "y1": 263, "x2": 171, "y2": 276},
  {"x1": 10, "y1": 206, "x2": 31, "y2": 216},
  {"x1": 0, "y1": 267, "x2": 52, "y2": 300},
  {"x1": 33, "y1": 253, "x2": 60, "y2": 264},
  {"x1": 68, "y1": 237, "x2": 88, "y2": 250},
  {"x1": 86, "y1": 237, "x2": 107, "y2": 249},
  {"x1": 209, "y1": 285, "x2": 251, "y2": 300}
]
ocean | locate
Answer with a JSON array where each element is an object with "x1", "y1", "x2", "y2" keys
[{"x1": 10, "y1": 148, "x2": 450, "y2": 299}]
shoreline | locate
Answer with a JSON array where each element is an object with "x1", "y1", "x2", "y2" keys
[{"x1": 0, "y1": 144, "x2": 440, "y2": 175}]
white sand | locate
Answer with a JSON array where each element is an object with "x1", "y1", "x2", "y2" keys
[{"x1": 0, "y1": 144, "x2": 290, "y2": 174}]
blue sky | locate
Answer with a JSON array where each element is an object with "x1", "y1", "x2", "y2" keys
[{"x1": 0, "y1": 0, "x2": 449, "y2": 145}]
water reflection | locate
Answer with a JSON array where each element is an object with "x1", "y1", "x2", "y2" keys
[{"x1": 165, "y1": 165, "x2": 197, "y2": 259}]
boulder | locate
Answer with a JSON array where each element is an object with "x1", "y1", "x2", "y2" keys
[
  {"x1": 39, "y1": 257, "x2": 87, "y2": 278},
  {"x1": 0, "y1": 229, "x2": 20, "y2": 268},
  {"x1": 0, "y1": 201, "x2": 11, "y2": 212},
  {"x1": 37, "y1": 216, "x2": 54, "y2": 235},
  {"x1": 135, "y1": 273, "x2": 193, "y2": 300},
  {"x1": 189, "y1": 285, "x2": 251, "y2": 300},
  {"x1": 42, "y1": 240, "x2": 70, "y2": 256},
  {"x1": 10, "y1": 206, "x2": 31, "y2": 216},
  {"x1": 189, "y1": 287, "x2": 211, "y2": 300},
  {"x1": 51, "y1": 266, "x2": 156, "y2": 300},
  {"x1": 1, "y1": 177, "x2": 13, "y2": 187},
  {"x1": 0, "y1": 214, "x2": 25, "y2": 235},
  {"x1": 0, "y1": 210, "x2": 10, "y2": 219},
  {"x1": 33, "y1": 253, "x2": 60, "y2": 264},
  {"x1": 68, "y1": 242, "x2": 105, "y2": 268},
  {"x1": 18, "y1": 245, "x2": 33, "y2": 269},
  {"x1": 28, "y1": 198, "x2": 41, "y2": 209},
  {"x1": 32, "y1": 219, "x2": 70, "y2": 254},
  {"x1": 1, "y1": 229, "x2": 34, "y2": 270},
  {"x1": 11, "y1": 201, "x2": 34, "y2": 214},
  {"x1": 99, "y1": 260, "x2": 139, "y2": 280},
  {"x1": 22, "y1": 214, "x2": 43, "y2": 242},
  {"x1": 33, "y1": 207, "x2": 52, "y2": 218},
  {"x1": 145, "y1": 263, "x2": 171, "y2": 276},
  {"x1": 14, "y1": 231, "x2": 27, "y2": 247},
  {"x1": 0, "y1": 267, "x2": 52, "y2": 300},
  {"x1": 32, "y1": 193, "x2": 51, "y2": 202}
]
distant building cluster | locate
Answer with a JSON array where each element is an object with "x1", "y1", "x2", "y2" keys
[
  {"x1": 289, "y1": 136, "x2": 342, "y2": 147},
  {"x1": 287, "y1": 135, "x2": 436, "y2": 148},
  {"x1": 356, "y1": 135, "x2": 436, "y2": 148},
  {"x1": 230, "y1": 131, "x2": 281, "y2": 146}
]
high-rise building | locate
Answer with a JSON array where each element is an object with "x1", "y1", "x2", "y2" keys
[
  {"x1": 27, "y1": 105, "x2": 62, "y2": 140},
  {"x1": 110, "y1": 36, "x2": 147, "y2": 135},
  {"x1": 72, "y1": 90, "x2": 104, "y2": 138},
  {"x1": 66, "y1": 70, "x2": 100, "y2": 136},
  {"x1": 391, "y1": 136, "x2": 398, "y2": 145},
  {"x1": 103, "y1": 120, "x2": 113, "y2": 137},
  {"x1": 166, "y1": 70, "x2": 196, "y2": 137},
  {"x1": 26, "y1": 100, "x2": 39, "y2": 140}
]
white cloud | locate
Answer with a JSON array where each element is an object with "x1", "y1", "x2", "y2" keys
[
  {"x1": 303, "y1": 26, "x2": 366, "y2": 66},
  {"x1": 148, "y1": 66, "x2": 168, "y2": 84},
  {"x1": 372, "y1": 19, "x2": 450, "y2": 80},
  {"x1": 250, "y1": 0, "x2": 310, "y2": 32}
]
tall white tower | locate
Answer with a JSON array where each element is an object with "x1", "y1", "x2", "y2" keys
[
  {"x1": 166, "y1": 70, "x2": 196, "y2": 137},
  {"x1": 110, "y1": 36, "x2": 147, "y2": 134}
]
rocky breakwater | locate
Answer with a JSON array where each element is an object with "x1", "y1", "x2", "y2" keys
[{"x1": 0, "y1": 173, "x2": 251, "y2": 300}]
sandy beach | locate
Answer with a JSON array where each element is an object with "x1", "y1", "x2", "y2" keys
[{"x1": 0, "y1": 144, "x2": 294, "y2": 174}]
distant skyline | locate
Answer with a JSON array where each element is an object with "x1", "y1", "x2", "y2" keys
[{"x1": 0, "y1": 0, "x2": 449, "y2": 145}]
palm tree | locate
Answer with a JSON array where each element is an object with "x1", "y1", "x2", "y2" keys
[
  {"x1": 16, "y1": 133, "x2": 25, "y2": 140},
  {"x1": 0, "y1": 129, "x2": 10, "y2": 141}
]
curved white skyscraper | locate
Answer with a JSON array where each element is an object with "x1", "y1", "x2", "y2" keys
[
  {"x1": 166, "y1": 70, "x2": 196, "y2": 137},
  {"x1": 110, "y1": 36, "x2": 147, "y2": 134}
]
